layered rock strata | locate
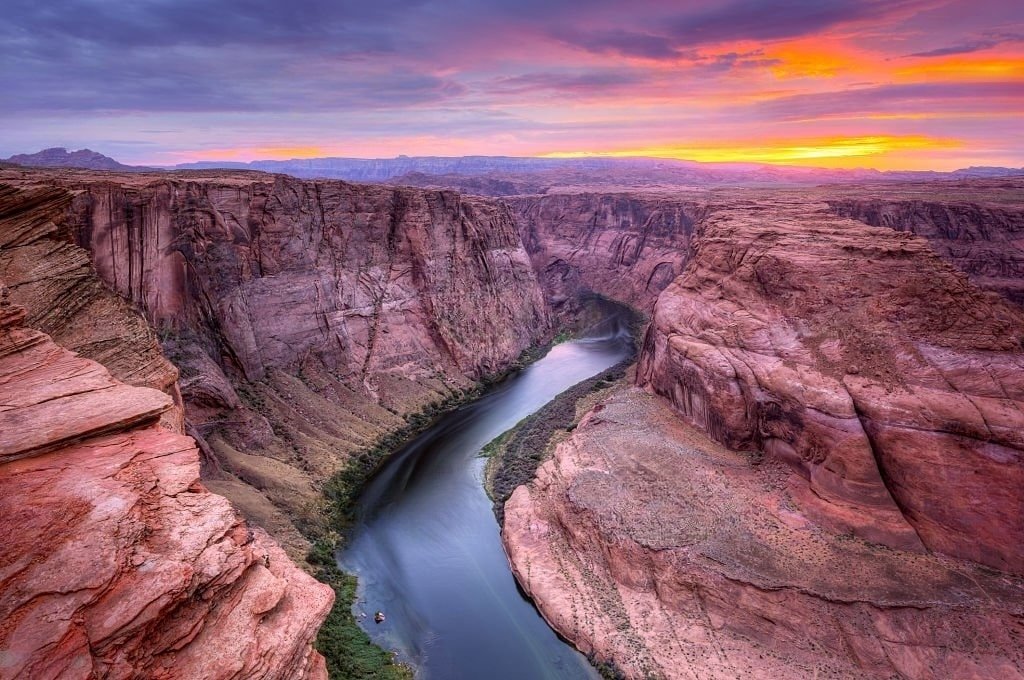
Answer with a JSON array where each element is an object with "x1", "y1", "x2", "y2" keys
[
  {"x1": 827, "y1": 180, "x2": 1024, "y2": 307},
  {"x1": 510, "y1": 193, "x2": 706, "y2": 313},
  {"x1": 505, "y1": 388, "x2": 1024, "y2": 679},
  {"x1": 0, "y1": 184, "x2": 180, "y2": 427},
  {"x1": 637, "y1": 199, "x2": 1024, "y2": 571},
  {"x1": 0, "y1": 168, "x2": 550, "y2": 560},
  {"x1": 505, "y1": 194, "x2": 1024, "y2": 679},
  {"x1": 0, "y1": 285, "x2": 332, "y2": 679}
]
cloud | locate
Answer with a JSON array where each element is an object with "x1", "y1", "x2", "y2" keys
[
  {"x1": 0, "y1": 0, "x2": 425, "y2": 51},
  {"x1": 0, "y1": 0, "x2": 1021, "y2": 169},
  {"x1": 907, "y1": 32, "x2": 1024, "y2": 57},
  {"x1": 665, "y1": 0, "x2": 907, "y2": 44},
  {"x1": 751, "y1": 81, "x2": 1024, "y2": 121},
  {"x1": 487, "y1": 70, "x2": 645, "y2": 95},
  {"x1": 551, "y1": 28, "x2": 685, "y2": 60},
  {"x1": 554, "y1": 0, "x2": 940, "y2": 58}
]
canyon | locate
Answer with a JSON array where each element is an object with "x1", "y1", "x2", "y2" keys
[
  {"x1": 0, "y1": 168, "x2": 552, "y2": 679},
  {"x1": 1, "y1": 163, "x2": 1023, "y2": 679},
  {"x1": 0, "y1": 168, "x2": 551, "y2": 564},
  {"x1": 505, "y1": 183, "x2": 1024, "y2": 679}
]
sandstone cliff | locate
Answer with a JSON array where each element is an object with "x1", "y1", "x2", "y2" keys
[
  {"x1": 0, "y1": 284, "x2": 333, "y2": 679},
  {"x1": 826, "y1": 181, "x2": 1024, "y2": 307},
  {"x1": 0, "y1": 168, "x2": 551, "y2": 561},
  {"x1": 510, "y1": 193, "x2": 706, "y2": 314},
  {"x1": 637, "y1": 199, "x2": 1024, "y2": 571},
  {"x1": 505, "y1": 189, "x2": 1024, "y2": 679},
  {"x1": 0, "y1": 184, "x2": 180, "y2": 427},
  {"x1": 505, "y1": 387, "x2": 1024, "y2": 679}
]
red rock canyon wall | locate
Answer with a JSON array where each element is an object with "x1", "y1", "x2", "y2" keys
[{"x1": 0, "y1": 282, "x2": 333, "y2": 679}]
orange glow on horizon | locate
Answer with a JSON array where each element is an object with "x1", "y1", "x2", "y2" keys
[
  {"x1": 541, "y1": 135, "x2": 962, "y2": 169},
  {"x1": 173, "y1": 146, "x2": 328, "y2": 161},
  {"x1": 760, "y1": 38, "x2": 1023, "y2": 84},
  {"x1": 151, "y1": 135, "x2": 978, "y2": 171}
]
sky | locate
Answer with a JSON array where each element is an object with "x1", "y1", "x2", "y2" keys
[{"x1": 0, "y1": 0, "x2": 1022, "y2": 170}]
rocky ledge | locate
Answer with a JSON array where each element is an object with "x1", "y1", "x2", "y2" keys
[
  {"x1": 639, "y1": 198, "x2": 1024, "y2": 571},
  {"x1": 0, "y1": 168, "x2": 552, "y2": 562},
  {"x1": 505, "y1": 387, "x2": 1024, "y2": 679},
  {"x1": 0, "y1": 285, "x2": 332, "y2": 679}
]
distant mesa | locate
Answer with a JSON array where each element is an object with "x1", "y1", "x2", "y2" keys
[
  {"x1": 3, "y1": 148, "x2": 1023, "y2": 188},
  {"x1": 169, "y1": 154, "x2": 1024, "y2": 187},
  {"x1": 2, "y1": 147, "x2": 149, "y2": 172}
]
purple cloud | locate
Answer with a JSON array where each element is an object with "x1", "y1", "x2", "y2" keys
[{"x1": 908, "y1": 32, "x2": 1024, "y2": 57}]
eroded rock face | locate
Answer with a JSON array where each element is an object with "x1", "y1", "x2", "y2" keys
[
  {"x1": 510, "y1": 193, "x2": 706, "y2": 313},
  {"x1": 0, "y1": 184, "x2": 181, "y2": 428},
  {"x1": 505, "y1": 186, "x2": 1024, "y2": 678},
  {"x1": 57, "y1": 172, "x2": 548, "y2": 385},
  {"x1": 637, "y1": 199, "x2": 1024, "y2": 571},
  {"x1": 827, "y1": 183, "x2": 1024, "y2": 307},
  {"x1": 505, "y1": 388, "x2": 1024, "y2": 680},
  {"x1": 0, "y1": 285, "x2": 332, "y2": 680},
  {"x1": 0, "y1": 167, "x2": 551, "y2": 560}
]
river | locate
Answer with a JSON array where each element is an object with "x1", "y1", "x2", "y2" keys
[{"x1": 338, "y1": 306, "x2": 634, "y2": 679}]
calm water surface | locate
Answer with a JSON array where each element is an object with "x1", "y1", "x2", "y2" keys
[{"x1": 339, "y1": 310, "x2": 633, "y2": 679}]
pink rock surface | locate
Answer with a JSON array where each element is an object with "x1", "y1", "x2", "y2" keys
[
  {"x1": 638, "y1": 198, "x2": 1024, "y2": 572},
  {"x1": 511, "y1": 193, "x2": 703, "y2": 312},
  {"x1": 505, "y1": 388, "x2": 1024, "y2": 679},
  {"x1": 0, "y1": 183, "x2": 180, "y2": 403},
  {"x1": 0, "y1": 286, "x2": 332, "y2": 679},
  {"x1": 0, "y1": 167, "x2": 552, "y2": 560},
  {"x1": 53, "y1": 171, "x2": 548, "y2": 385},
  {"x1": 827, "y1": 184, "x2": 1024, "y2": 307}
]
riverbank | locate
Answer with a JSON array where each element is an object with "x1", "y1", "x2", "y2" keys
[
  {"x1": 336, "y1": 302, "x2": 638, "y2": 678},
  {"x1": 306, "y1": 296, "x2": 642, "y2": 678},
  {"x1": 301, "y1": 324, "x2": 575, "y2": 678},
  {"x1": 301, "y1": 361, "x2": 532, "y2": 679},
  {"x1": 483, "y1": 300, "x2": 643, "y2": 522},
  {"x1": 483, "y1": 360, "x2": 633, "y2": 522}
]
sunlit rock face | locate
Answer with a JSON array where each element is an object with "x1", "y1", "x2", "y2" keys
[
  {"x1": 0, "y1": 167, "x2": 551, "y2": 562},
  {"x1": 0, "y1": 183, "x2": 180, "y2": 425},
  {"x1": 505, "y1": 185, "x2": 1024, "y2": 680},
  {"x1": 0, "y1": 284, "x2": 333, "y2": 680}
]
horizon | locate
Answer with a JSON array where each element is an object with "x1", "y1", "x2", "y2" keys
[
  {"x1": 9, "y1": 145, "x2": 1024, "y2": 175},
  {"x1": 2, "y1": 1, "x2": 1023, "y2": 170}
]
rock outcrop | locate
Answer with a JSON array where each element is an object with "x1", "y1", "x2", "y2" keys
[
  {"x1": 510, "y1": 193, "x2": 706, "y2": 313},
  {"x1": 505, "y1": 387, "x2": 1024, "y2": 679},
  {"x1": 827, "y1": 180, "x2": 1024, "y2": 307},
  {"x1": 638, "y1": 198, "x2": 1024, "y2": 570},
  {"x1": 0, "y1": 167, "x2": 551, "y2": 560},
  {"x1": 0, "y1": 184, "x2": 179, "y2": 416},
  {"x1": 0, "y1": 284, "x2": 333, "y2": 679}
]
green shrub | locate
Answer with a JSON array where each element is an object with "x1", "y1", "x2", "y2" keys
[{"x1": 308, "y1": 548, "x2": 411, "y2": 679}]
